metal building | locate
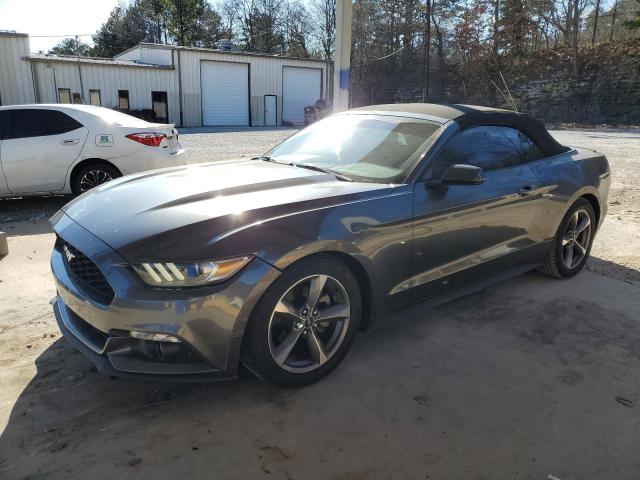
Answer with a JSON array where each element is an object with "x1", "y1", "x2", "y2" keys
[{"x1": 0, "y1": 32, "x2": 330, "y2": 127}]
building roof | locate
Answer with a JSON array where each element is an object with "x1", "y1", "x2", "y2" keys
[
  {"x1": 26, "y1": 53, "x2": 174, "y2": 69},
  {"x1": 349, "y1": 103, "x2": 567, "y2": 156},
  {"x1": 114, "y1": 42, "x2": 330, "y2": 64},
  {"x1": 0, "y1": 30, "x2": 28, "y2": 38}
]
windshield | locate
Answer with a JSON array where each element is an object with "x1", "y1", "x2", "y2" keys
[{"x1": 267, "y1": 114, "x2": 442, "y2": 183}]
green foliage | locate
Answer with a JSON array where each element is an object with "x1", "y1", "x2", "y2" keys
[{"x1": 48, "y1": 38, "x2": 92, "y2": 56}]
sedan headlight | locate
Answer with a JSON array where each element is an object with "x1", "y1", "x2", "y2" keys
[{"x1": 132, "y1": 256, "x2": 252, "y2": 287}]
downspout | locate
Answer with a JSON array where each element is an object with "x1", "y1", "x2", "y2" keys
[
  {"x1": 30, "y1": 61, "x2": 40, "y2": 103},
  {"x1": 76, "y1": 36, "x2": 85, "y2": 103},
  {"x1": 177, "y1": 48, "x2": 183, "y2": 127}
]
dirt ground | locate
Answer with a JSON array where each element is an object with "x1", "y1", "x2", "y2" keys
[{"x1": 0, "y1": 128, "x2": 638, "y2": 480}]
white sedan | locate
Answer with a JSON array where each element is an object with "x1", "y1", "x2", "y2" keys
[{"x1": 0, "y1": 104, "x2": 186, "y2": 196}]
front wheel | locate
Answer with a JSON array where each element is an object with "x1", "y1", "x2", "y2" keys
[
  {"x1": 242, "y1": 255, "x2": 361, "y2": 387},
  {"x1": 540, "y1": 198, "x2": 596, "y2": 278}
]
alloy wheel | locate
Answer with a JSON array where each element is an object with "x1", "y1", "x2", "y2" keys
[
  {"x1": 562, "y1": 208, "x2": 592, "y2": 269},
  {"x1": 268, "y1": 274, "x2": 351, "y2": 373},
  {"x1": 79, "y1": 169, "x2": 113, "y2": 193}
]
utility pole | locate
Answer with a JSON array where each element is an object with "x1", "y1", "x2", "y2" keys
[
  {"x1": 423, "y1": 0, "x2": 431, "y2": 103},
  {"x1": 333, "y1": 0, "x2": 352, "y2": 112}
]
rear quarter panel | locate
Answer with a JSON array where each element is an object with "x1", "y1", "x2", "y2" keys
[{"x1": 531, "y1": 147, "x2": 610, "y2": 240}]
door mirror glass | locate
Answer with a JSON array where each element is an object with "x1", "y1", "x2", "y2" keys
[{"x1": 429, "y1": 164, "x2": 484, "y2": 186}]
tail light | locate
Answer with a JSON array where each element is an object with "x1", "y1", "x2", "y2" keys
[{"x1": 126, "y1": 132, "x2": 166, "y2": 147}]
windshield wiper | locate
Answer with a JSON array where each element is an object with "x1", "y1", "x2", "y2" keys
[
  {"x1": 255, "y1": 156, "x2": 353, "y2": 182},
  {"x1": 291, "y1": 163, "x2": 353, "y2": 182}
]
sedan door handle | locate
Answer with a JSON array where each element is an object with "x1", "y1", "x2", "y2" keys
[
  {"x1": 60, "y1": 139, "x2": 80, "y2": 145},
  {"x1": 518, "y1": 185, "x2": 538, "y2": 196}
]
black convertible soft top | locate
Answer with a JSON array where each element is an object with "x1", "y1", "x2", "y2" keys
[{"x1": 349, "y1": 103, "x2": 569, "y2": 157}]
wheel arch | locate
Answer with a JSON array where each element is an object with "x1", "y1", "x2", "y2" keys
[
  {"x1": 67, "y1": 158, "x2": 122, "y2": 193},
  {"x1": 580, "y1": 192, "x2": 601, "y2": 227}
]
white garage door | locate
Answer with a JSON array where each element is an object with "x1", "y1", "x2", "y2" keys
[
  {"x1": 201, "y1": 61, "x2": 249, "y2": 126},
  {"x1": 283, "y1": 67, "x2": 322, "y2": 125}
]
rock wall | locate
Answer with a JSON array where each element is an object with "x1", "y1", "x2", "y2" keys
[{"x1": 353, "y1": 40, "x2": 640, "y2": 124}]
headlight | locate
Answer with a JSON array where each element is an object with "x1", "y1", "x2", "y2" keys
[{"x1": 132, "y1": 256, "x2": 252, "y2": 287}]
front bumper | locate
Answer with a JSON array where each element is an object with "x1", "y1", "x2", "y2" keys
[{"x1": 50, "y1": 211, "x2": 280, "y2": 380}]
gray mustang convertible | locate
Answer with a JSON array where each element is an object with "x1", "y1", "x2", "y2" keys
[{"x1": 50, "y1": 104, "x2": 610, "y2": 387}]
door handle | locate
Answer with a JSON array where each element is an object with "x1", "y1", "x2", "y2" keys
[
  {"x1": 60, "y1": 139, "x2": 80, "y2": 145},
  {"x1": 518, "y1": 185, "x2": 538, "y2": 196}
]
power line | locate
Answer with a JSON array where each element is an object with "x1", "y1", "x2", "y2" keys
[{"x1": 29, "y1": 33, "x2": 94, "y2": 38}]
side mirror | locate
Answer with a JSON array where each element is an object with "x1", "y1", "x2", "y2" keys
[{"x1": 426, "y1": 164, "x2": 485, "y2": 187}]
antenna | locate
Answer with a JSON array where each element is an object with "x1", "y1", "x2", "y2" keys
[
  {"x1": 499, "y1": 71, "x2": 518, "y2": 112},
  {"x1": 490, "y1": 77, "x2": 518, "y2": 112}
]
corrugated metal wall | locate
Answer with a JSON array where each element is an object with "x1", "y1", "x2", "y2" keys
[
  {"x1": 178, "y1": 49, "x2": 327, "y2": 127},
  {"x1": 140, "y1": 47, "x2": 173, "y2": 66},
  {"x1": 2, "y1": 36, "x2": 328, "y2": 127},
  {"x1": 0, "y1": 33, "x2": 36, "y2": 105},
  {"x1": 31, "y1": 61, "x2": 179, "y2": 123}
]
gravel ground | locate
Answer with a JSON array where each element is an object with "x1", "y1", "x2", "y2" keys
[{"x1": 0, "y1": 127, "x2": 639, "y2": 480}]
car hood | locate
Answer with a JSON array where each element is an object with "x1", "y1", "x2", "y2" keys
[{"x1": 62, "y1": 160, "x2": 391, "y2": 262}]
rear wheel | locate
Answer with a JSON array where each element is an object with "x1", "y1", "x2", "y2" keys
[
  {"x1": 72, "y1": 163, "x2": 121, "y2": 195},
  {"x1": 540, "y1": 198, "x2": 596, "y2": 278},
  {"x1": 242, "y1": 255, "x2": 361, "y2": 387}
]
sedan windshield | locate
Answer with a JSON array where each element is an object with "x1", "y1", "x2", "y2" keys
[{"x1": 267, "y1": 114, "x2": 442, "y2": 183}]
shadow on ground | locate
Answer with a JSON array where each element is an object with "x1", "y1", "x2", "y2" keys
[
  {"x1": 1, "y1": 268, "x2": 639, "y2": 479},
  {"x1": 0, "y1": 196, "x2": 69, "y2": 237}
]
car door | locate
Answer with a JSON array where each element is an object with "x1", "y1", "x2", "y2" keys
[
  {"x1": 0, "y1": 111, "x2": 9, "y2": 195},
  {"x1": 0, "y1": 108, "x2": 88, "y2": 193},
  {"x1": 410, "y1": 125, "x2": 549, "y2": 301}
]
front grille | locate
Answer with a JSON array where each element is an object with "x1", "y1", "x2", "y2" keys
[{"x1": 58, "y1": 238, "x2": 115, "y2": 303}]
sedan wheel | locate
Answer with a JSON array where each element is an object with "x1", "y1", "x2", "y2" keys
[
  {"x1": 79, "y1": 169, "x2": 114, "y2": 193},
  {"x1": 72, "y1": 163, "x2": 121, "y2": 195},
  {"x1": 242, "y1": 255, "x2": 361, "y2": 387}
]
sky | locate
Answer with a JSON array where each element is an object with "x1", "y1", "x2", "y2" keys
[{"x1": 0, "y1": 0, "x2": 120, "y2": 53}]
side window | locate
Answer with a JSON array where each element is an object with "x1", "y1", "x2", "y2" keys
[
  {"x1": 9, "y1": 109, "x2": 83, "y2": 140},
  {"x1": 427, "y1": 126, "x2": 544, "y2": 178},
  {"x1": 0, "y1": 111, "x2": 9, "y2": 140}
]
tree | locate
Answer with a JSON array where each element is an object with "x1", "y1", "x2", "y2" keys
[
  {"x1": 283, "y1": 1, "x2": 312, "y2": 57},
  {"x1": 166, "y1": 0, "x2": 207, "y2": 46},
  {"x1": 311, "y1": 0, "x2": 336, "y2": 59},
  {"x1": 49, "y1": 38, "x2": 91, "y2": 56},
  {"x1": 623, "y1": 0, "x2": 640, "y2": 29},
  {"x1": 92, "y1": 4, "x2": 150, "y2": 57}
]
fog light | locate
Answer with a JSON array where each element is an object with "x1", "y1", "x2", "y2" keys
[{"x1": 130, "y1": 331, "x2": 181, "y2": 343}]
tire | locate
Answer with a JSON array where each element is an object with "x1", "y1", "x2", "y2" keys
[
  {"x1": 242, "y1": 254, "x2": 361, "y2": 387},
  {"x1": 539, "y1": 198, "x2": 596, "y2": 279},
  {"x1": 72, "y1": 162, "x2": 121, "y2": 195}
]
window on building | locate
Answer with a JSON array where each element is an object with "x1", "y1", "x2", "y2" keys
[
  {"x1": 8, "y1": 109, "x2": 83, "y2": 140},
  {"x1": 90, "y1": 90, "x2": 101, "y2": 106},
  {"x1": 118, "y1": 90, "x2": 130, "y2": 110},
  {"x1": 58, "y1": 88, "x2": 71, "y2": 104},
  {"x1": 427, "y1": 126, "x2": 545, "y2": 179}
]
